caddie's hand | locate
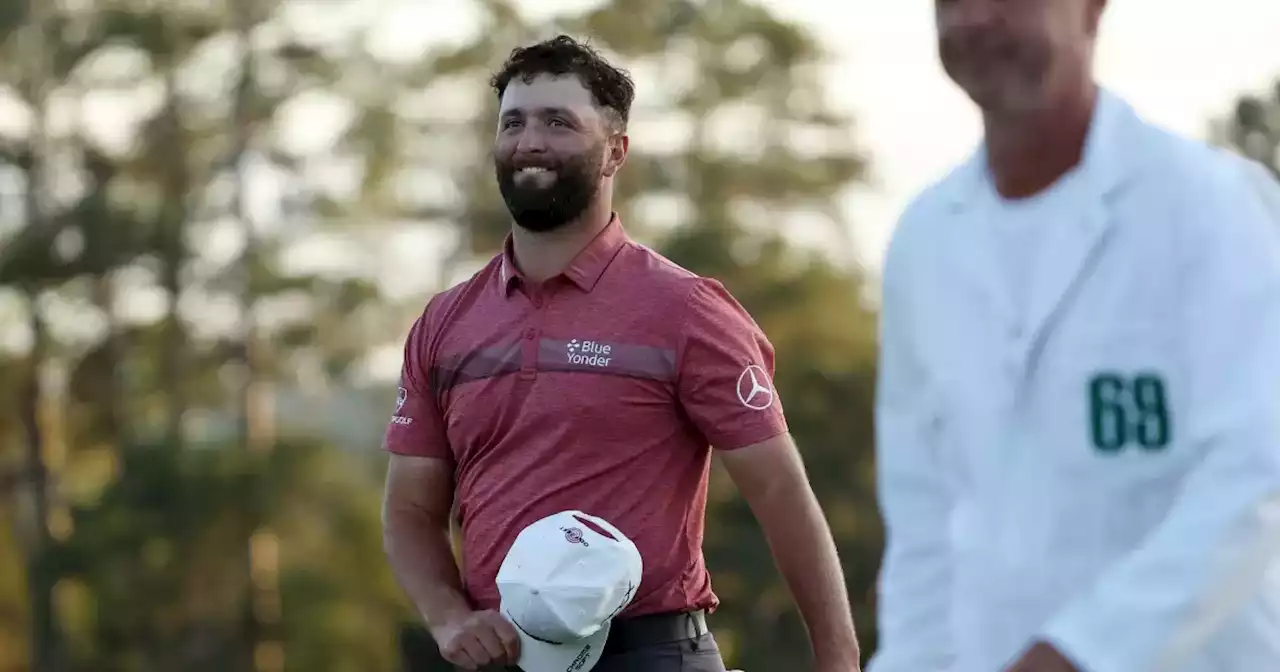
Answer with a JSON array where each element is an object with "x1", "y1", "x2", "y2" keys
[
  {"x1": 432, "y1": 609, "x2": 521, "y2": 669},
  {"x1": 1004, "y1": 641, "x2": 1078, "y2": 672}
]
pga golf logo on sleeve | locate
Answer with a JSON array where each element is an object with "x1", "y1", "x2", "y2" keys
[
  {"x1": 736, "y1": 364, "x2": 775, "y2": 410},
  {"x1": 389, "y1": 386, "x2": 412, "y2": 425}
]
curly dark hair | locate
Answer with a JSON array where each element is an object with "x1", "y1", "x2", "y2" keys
[{"x1": 490, "y1": 35, "x2": 635, "y2": 132}]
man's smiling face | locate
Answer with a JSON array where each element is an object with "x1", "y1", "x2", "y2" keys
[{"x1": 492, "y1": 73, "x2": 612, "y2": 233}]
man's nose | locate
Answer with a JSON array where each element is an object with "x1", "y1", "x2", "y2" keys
[{"x1": 515, "y1": 125, "x2": 548, "y2": 154}]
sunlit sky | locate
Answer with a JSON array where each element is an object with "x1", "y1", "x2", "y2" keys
[
  {"x1": 775, "y1": 0, "x2": 1280, "y2": 270},
  {"x1": 444, "y1": 0, "x2": 1278, "y2": 272}
]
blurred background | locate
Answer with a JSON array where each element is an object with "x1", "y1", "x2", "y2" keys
[{"x1": 0, "y1": 0, "x2": 1277, "y2": 670}]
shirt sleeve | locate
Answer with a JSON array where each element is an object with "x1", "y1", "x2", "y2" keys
[
  {"x1": 383, "y1": 307, "x2": 452, "y2": 461},
  {"x1": 675, "y1": 279, "x2": 788, "y2": 451},
  {"x1": 1040, "y1": 160, "x2": 1280, "y2": 672},
  {"x1": 866, "y1": 208, "x2": 956, "y2": 672}
]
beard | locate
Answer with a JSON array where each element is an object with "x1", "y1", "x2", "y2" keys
[{"x1": 495, "y1": 147, "x2": 604, "y2": 233}]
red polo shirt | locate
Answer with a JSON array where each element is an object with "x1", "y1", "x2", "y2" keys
[{"x1": 383, "y1": 215, "x2": 788, "y2": 617}]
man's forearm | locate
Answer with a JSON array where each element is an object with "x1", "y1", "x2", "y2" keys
[
  {"x1": 753, "y1": 480, "x2": 861, "y2": 667},
  {"x1": 383, "y1": 511, "x2": 473, "y2": 632}
]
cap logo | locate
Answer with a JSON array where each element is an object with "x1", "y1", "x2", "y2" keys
[
  {"x1": 568, "y1": 644, "x2": 592, "y2": 671},
  {"x1": 561, "y1": 526, "x2": 588, "y2": 547}
]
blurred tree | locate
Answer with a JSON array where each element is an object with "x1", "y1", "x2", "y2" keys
[
  {"x1": 1233, "y1": 79, "x2": 1279, "y2": 178},
  {"x1": 400, "y1": 0, "x2": 539, "y2": 283},
  {"x1": 1212, "y1": 76, "x2": 1279, "y2": 178},
  {"x1": 0, "y1": 0, "x2": 889, "y2": 670},
  {"x1": 0, "y1": 0, "x2": 434, "y2": 669},
  {"x1": 1212, "y1": 77, "x2": 1280, "y2": 232},
  {"x1": 48, "y1": 438, "x2": 408, "y2": 672},
  {"x1": 418, "y1": 1, "x2": 883, "y2": 669}
]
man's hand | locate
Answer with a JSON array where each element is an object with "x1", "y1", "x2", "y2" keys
[
  {"x1": 1004, "y1": 641, "x2": 1078, "y2": 672},
  {"x1": 431, "y1": 609, "x2": 521, "y2": 669}
]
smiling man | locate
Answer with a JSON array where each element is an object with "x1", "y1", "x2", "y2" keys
[{"x1": 380, "y1": 35, "x2": 860, "y2": 672}]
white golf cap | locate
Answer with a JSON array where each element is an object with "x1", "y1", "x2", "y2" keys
[{"x1": 497, "y1": 510, "x2": 643, "y2": 672}]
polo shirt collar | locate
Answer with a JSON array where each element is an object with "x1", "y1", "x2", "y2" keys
[{"x1": 500, "y1": 213, "x2": 628, "y2": 296}]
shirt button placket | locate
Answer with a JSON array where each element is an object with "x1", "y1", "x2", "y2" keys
[{"x1": 521, "y1": 291, "x2": 546, "y2": 380}]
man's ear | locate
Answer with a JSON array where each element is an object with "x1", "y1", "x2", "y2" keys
[{"x1": 603, "y1": 133, "x2": 629, "y2": 178}]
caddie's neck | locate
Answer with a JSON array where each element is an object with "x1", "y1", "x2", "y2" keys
[
  {"x1": 983, "y1": 78, "x2": 1097, "y2": 200},
  {"x1": 511, "y1": 192, "x2": 614, "y2": 283}
]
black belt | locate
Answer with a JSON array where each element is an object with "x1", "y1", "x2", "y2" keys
[{"x1": 602, "y1": 610, "x2": 708, "y2": 654}]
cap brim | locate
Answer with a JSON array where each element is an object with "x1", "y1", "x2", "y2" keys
[{"x1": 506, "y1": 615, "x2": 608, "y2": 672}]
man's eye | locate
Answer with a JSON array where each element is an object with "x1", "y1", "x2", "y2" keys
[{"x1": 548, "y1": 118, "x2": 568, "y2": 128}]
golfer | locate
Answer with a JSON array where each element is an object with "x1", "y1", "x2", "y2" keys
[{"x1": 381, "y1": 35, "x2": 861, "y2": 672}]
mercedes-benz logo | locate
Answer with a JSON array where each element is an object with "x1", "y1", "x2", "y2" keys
[{"x1": 736, "y1": 365, "x2": 775, "y2": 410}]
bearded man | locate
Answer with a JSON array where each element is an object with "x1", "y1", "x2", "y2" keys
[{"x1": 379, "y1": 35, "x2": 861, "y2": 672}]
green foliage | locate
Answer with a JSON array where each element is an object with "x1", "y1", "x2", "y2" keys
[
  {"x1": 44, "y1": 439, "x2": 407, "y2": 672},
  {"x1": 0, "y1": 0, "x2": 883, "y2": 669},
  {"x1": 11, "y1": 3, "x2": 1270, "y2": 672},
  {"x1": 0, "y1": 0, "x2": 426, "y2": 669}
]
